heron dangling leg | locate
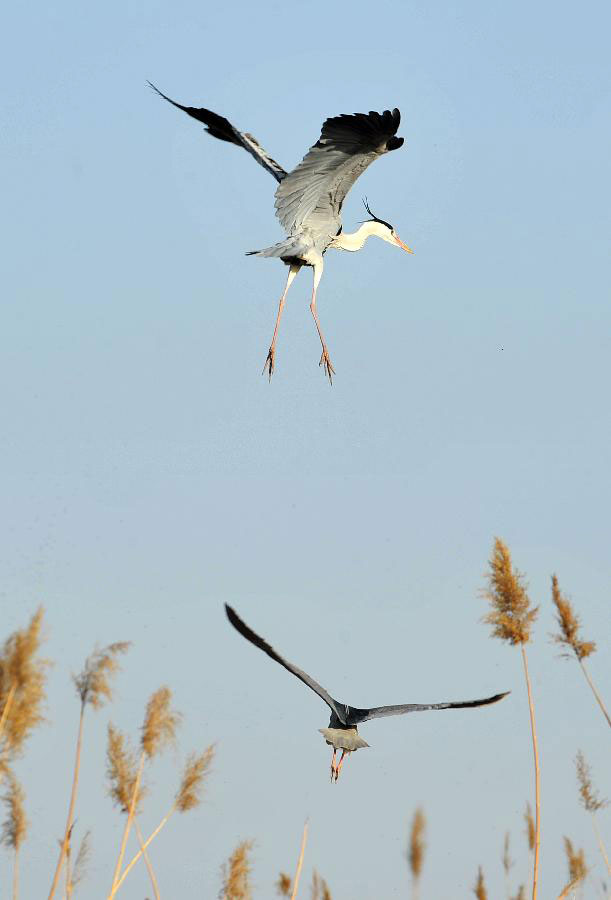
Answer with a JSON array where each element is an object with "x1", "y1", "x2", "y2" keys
[
  {"x1": 309, "y1": 262, "x2": 335, "y2": 385},
  {"x1": 262, "y1": 264, "x2": 300, "y2": 381},
  {"x1": 330, "y1": 748, "x2": 337, "y2": 782},
  {"x1": 334, "y1": 749, "x2": 349, "y2": 782}
]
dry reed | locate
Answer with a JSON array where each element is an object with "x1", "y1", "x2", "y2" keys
[
  {"x1": 551, "y1": 576, "x2": 610, "y2": 727},
  {"x1": 408, "y1": 807, "x2": 426, "y2": 900},
  {"x1": 575, "y1": 750, "x2": 610, "y2": 875},
  {"x1": 0, "y1": 608, "x2": 48, "y2": 763},
  {"x1": 503, "y1": 832, "x2": 514, "y2": 899},
  {"x1": 220, "y1": 839, "x2": 254, "y2": 900},
  {"x1": 557, "y1": 837, "x2": 587, "y2": 898},
  {"x1": 473, "y1": 866, "x2": 488, "y2": 900},
  {"x1": 47, "y1": 641, "x2": 129, "y2": 900},
  {"x1": 276, "y1": 873, "x2": 292, "y2": 896},
  {"x1": 483, "y1": 539, "x2": 540, "y2": 900},
  {"x1": 290, "y1": 821, "x2": 309, "y2": 900},
  {"x1": 1, "y1": 768, "x2": 27, "y2": 899},
  {"x1": 310, "y1": 870, "x2": 332, "y2": 900}
]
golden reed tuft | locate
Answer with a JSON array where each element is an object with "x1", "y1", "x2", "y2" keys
[
  {"x1": 176, "y1": 745, "x2": 215, "y2": 813},
  {"x1": 141, "y1": 686, "x2": 181, "y2": 759},
  {"x1": 221, "y1": 839, "x2": 254, "y2": 900},
  {"x1": 74, "y1": 643, "x2": 130, "y2": 709},
  {"x1": 0, "y1": 607, "x2": 49, "y2": 757},
  {"x1": 473, "y1": 866, "x2": 487, "y2": 900},
  {"x1": 482, "y1": 539, "x2": 538, "y2": 645}
]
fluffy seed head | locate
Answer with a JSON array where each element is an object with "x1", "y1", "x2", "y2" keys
[
  {"x1": 0, "y1": 607, "x2": 49, "y2": 756},
  {"x1": 106, "y1": 723, "x2": 144, "y2": 813},
  {"x1": 141, "y1": 687, "x2": 181, "y2": 759},
  {"x1": 473, "y1": 866, "x2": 487, "y2": 900},
  {"x1": 524, "y1": 803, "x2": 535, "y2": 852},
  {"x1": 311, "y1": 870, "x2": 332, "y2": 900},
  {"x1": 221, "y1": 839, "x2": 254, "y2": 900},
  {"x1": 408, "y1": 807, "x2": 426, "y2": 880},
  {"x1": 482, "y1": 539, "x2": 538, "y2": 645},
  {"x1": 563, "y1": 836, "x2": 587, "y2": 887},
  {"x1": 551, "y1": 576, "x2": 596, "y2": 660},
  {"x1": 276, "y1": 873, "x2": 291, "y2": 896},
  {"x1": 73, "y1": 642, "x2": 130, "y2": 708},
  {"x1": 502, "y1": 832, "x2": 513, "y2": 876},
  {"x1": 576, "y1": 750, "x2": 608, "y2": 813},
  {"x1": 1, "y1": 769, "x2": 27, "y2": 850},
  {"x1": 176, "y1": 745, "x2": 215, "y2": 813}
]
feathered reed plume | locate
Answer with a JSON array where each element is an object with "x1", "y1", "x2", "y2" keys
[
  {"x1": 70, "y1": 830, "x2": 91, "y2": 896},
  {"x1": 551, "y1": 576, "x2": 610, "y2": 727},
  {"x1": 310, "y1": 870, "x2": 332, "y2": 900},
  {"x1": 1, "y1": 769, "x2": 27, "y2": 899},
  {"x1": 524, "y1": 804, "x2": 535, "y2": 854},
  {"x1": 276, "y1": 873, "x2": 292, "y2": 896},
  {"x1": 483, "y1": 539, "x2": 540, "y2": 900},
  {"x1": 576, "y1": 751, "x2": 610, "y2": 875},
  {"x1": 474, "y1": 866, "x2": 488, "y2": 900},
  {"x1": 503, "y1": 832, "x2": 514, "y2": 899},
  {"x1": 408, "y1": 808, "x2": 426, "y2": 900},
  {"x1": 48, "y1": 641, "x2": 129, "y2": 900},
  {"x1": 106, "y1": 725, "x2": 144, "y2": 813},
  {"x1": 0, "y1": 608, "x2": 48, "y2": 762},
  {"x1": 108, "y1": 686, "x2": 180, "y2": 898},
  {"x1": 557, "y1": 837, "x2": 587, "y2": 898},
  {"x1": 220, "y1": 840, "x2": 254, "y2": 900}
]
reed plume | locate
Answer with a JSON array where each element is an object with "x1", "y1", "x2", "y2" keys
[
  {"x1": 551, "y1": 576, "x2": 610, "y2": 727},
  {"x1": 407, "y1": 807, "x2": 426, "y2": 900},
  {"x1": 473, "y1": 866, "x2": 488, "y2": 900},
  {"x1": 66, "y1": 829, "x2": 91, "y2": 897},
  {"x1": 310, "y1": 870, "x2": 332, "y2": 900},
  {"x1": 557, "y1": 837, "x2": 587, "y2": 898},
  {"x1": 512, "y1": 886, "x2": 526, "y2": 900},
  {"x1": 108, "y1": 686, "x2": 180, "y2": 897},
  {"x1": 0, "y1": 608, "x2": 48, "y2": 763},
  {"x1": 276, "y1": 873, "x2": 292, "y2": 896},
  {"x1": 502, "y1": 832, "x2": 514, "y2": 899},
  {"x1": 483, "y1": 539, "x2": 540, "y2": 900},
  {"x1": 524, "y1": 804, "x2": 535, "y2": 854},
  {"x1": 1, "y1": 768, "x2": 27, "y2": 899},
  {"x1": 220, "y1": 839, "x2": 254, "y2": 900},
  {"x1": 48, "y1": 641, "x2": 129, "y2": 900},
  {"x1": 110, "y1": 744, "x2": 215, "y2": 895},
  {"x1": 575, "y1": 750, "x2": 610, "y2": 875}
]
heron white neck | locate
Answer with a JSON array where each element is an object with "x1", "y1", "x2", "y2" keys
[{"x1": 331, "y1": 220, "x2": 390, "y2": 252}]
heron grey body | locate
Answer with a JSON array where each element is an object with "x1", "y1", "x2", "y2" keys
[
  {"x1": 224, "y1": 604, "x2": 509, "y2": 780},
  {"x1": 149, "y1": 84, "x2": 414, "y2": 381}
]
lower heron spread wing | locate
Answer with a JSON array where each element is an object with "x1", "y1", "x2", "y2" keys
[
  {"x1": 225, "y1": 605, "x2": 346, "y2": 723},
  {"x1": 349, "y1": 691, "x2": 510, "y2": 725},
  {"x1": 148, "y1": 83, "x2": 287, "y2": 183},
  {"x1": 274, "y1": 109, "x2": 404, "y2": 239}
]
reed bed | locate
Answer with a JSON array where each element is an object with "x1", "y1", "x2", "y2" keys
[{"x1": 0, "y1": 542, "x2": 608, "y2": 897}]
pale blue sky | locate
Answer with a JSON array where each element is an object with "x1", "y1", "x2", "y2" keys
[{"x1": 2, "y1": 0, "x2": 610, "y2": 896}]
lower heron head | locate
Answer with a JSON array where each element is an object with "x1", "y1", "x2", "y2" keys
[{"x1": 363, "y1": 199, "x2": 414, "y2": 254}]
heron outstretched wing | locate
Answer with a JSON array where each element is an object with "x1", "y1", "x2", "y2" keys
[
  {"x1": 274, "y1": 109, "x2": 404, "y2": 238},
  {"x1": 225, "y1": 605, "x2": 347, "y2": 723},
  {"x1": 148, "y1": 83, "x2": 287, "y2": 183},
  {"x1": 349, "y1": 691, "x2": 510, "y2": 724}
]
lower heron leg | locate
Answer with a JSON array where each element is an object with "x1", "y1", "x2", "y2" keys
[
  {"x1": 309, "y1": 262, "x2": 335, "y2": 384},
  {"x1": 330, "y1": 748, "x2": 337, "y2": 782},
  {"x1": 335, "y1": 749, "x2": 349, "y2": 781},
  {"x1": 263, "y1": 264, "x2": 300, "y2": 380}
]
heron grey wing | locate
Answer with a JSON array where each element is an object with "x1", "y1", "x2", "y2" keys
[
  {"x1": 148, "y1": 82, "x2": 287, "y2": 183},
  {"x1": 224, "y1": 605, "x2": 346, "y2": 723},
  {"x1": 353, "y1": 691, "x2": 510, "y2": 723},
  {"x1": 274, "y1": 108, "x2": 403, "y2": 236}
]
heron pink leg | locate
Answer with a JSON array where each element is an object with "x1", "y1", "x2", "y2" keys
[
  {"x1": 263, "y1": 264, "x2": 300, "y2": 380},
  {"x1": 335, "y1": 749, "x2": 349, "y2": 781},
  {"x1": 310, "y1": 262, "x2": 335, "y2": 384},
  {"x1": 330, "y1": 748, "x2": 337, "y2": 782}
]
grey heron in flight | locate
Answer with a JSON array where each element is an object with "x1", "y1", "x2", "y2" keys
[
  {"x1": 149, "y1": 83, "x2": 414, "y2": 382},
  {"x1": 225, "y1": 605, "x2": 509, "y2": 782}
]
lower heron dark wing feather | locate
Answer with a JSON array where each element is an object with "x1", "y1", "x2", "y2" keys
[
  {"x1": 148, "y1": 82, "x2": 287, "y2": 183},
  {"x1": 353, "y1": 691, "x2": 510, "y2": 724},
  {"x1": 224, "y1": 605, "x2": 346, "y2": 723}
]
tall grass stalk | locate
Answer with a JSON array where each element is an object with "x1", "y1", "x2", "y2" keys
[
  {"x1": 47, "y1": 642, "x2": 129, "y2": 900},
  {"x1": 135, "y1": 818, "x2": 161, "y2": 900},
  {"x1": 483, "y1": 538, "x2": 540, "y2": 900},
  {"x1": 289, "y1": 821, "x2": 309, "y2": 900},
  {"x1": 551, "y1": 576, "x2": 610, "y2": 728}
]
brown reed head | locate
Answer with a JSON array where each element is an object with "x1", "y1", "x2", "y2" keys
[
  {"x1": 524, "y1": 803, "x2": 535, "y2": 852},
  {"x1": 176, "y1": 745, "x2": 215, "y2": 813},
  {"x1": 141, "y1": 686, "x2": 181, "y2": 759},
  {"x1": 575, "y1": 750, "x2": 608, "y2": 813},
  {"x1": 0, "y1": 607, "x2": 49, "y2": 756},
  {"x1": 106, "y1": 723, "x2": 145, "y2": 813},
  {"x1": 1, "y1": 768, "x2": 27, "y2": 851},
  {"x1": 408, "y1": 807, "x2": 426, "y2": 881},
  {"x1": 311, "y1": 870, "x2": 332, "y2": 900},
  {"x1": 73, "y1": 642, "x2": 130, "y2": 708},
  {"x1": 482, "y1": 539, "x2": 538, "y2": 645},
  {"x1": 473, "y1": 866, "x2": 487, "y2": 900},
  {"x1": 221, "y1": 839, "x2": 254, "y2": 900},
  {"x1": 563, "y1": 836, "x2": 587, "y2": 887},
  {"x1": 276, "y1": 873, "x2": 292, "y2": 896},
  {"x1": 550, "y1": 576, "x2": 596, "y2": 661},
  {"x1": 502, "y1": 832, "x2": 513, "y2": 876}
]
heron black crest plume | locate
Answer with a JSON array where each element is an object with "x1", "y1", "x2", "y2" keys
[{"x1": 362, "y1": 197, "x2": 393, "y2": 231}]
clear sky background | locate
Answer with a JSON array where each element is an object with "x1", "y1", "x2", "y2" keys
[{"x1": 2, "y1": 0, "x2": 610, "y2": 896}]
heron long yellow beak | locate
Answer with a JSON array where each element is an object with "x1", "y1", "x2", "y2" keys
[{"x1": 394, "y1": 234, "x2": 414, "y2": 254}]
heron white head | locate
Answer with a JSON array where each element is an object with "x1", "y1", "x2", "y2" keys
[{"x1": 362, "y1": 198, "x2": 414, "y2": 253}]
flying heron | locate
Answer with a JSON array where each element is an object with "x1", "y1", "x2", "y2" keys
[
  {"x1": 149, "y1": 83, "x2": 414, "y2": 382},
  {"x1": 225, "y1": 605, "x2": 509, "y2": 782}
]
